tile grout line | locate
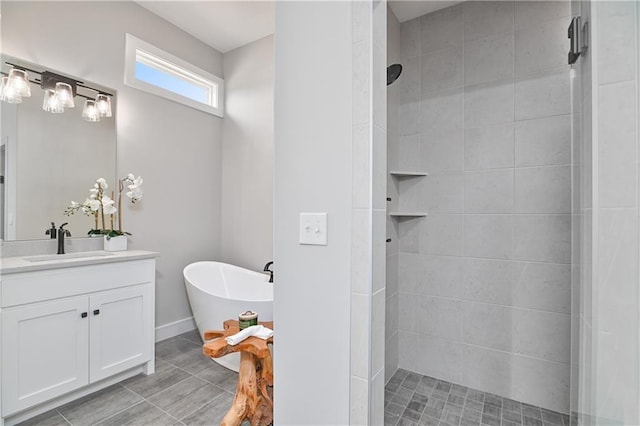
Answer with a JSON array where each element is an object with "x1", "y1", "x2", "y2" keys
[
  {"x1": 173, "y1": 391, "x2": 230, "y2": 424},
  {"x1": 127, "y1": 356, "x2": 236, "y2": 423},
  {"x1": 54, "y1": 409, "x2": 73, "y2": 426},
  {"x1": 396, "y1": 291, "x2": 572, "y2": 317},
  {"x1": 460, "y1": 1, "x2": 468, "y2": 391},
  {"x1": 89, "y1": 385, "x2": 159, "y2": 426},
  {"x1": 132, "y1": 335, "x2": 238, "y2": 423},
  {"x1": 94, "y1": 399, "x2": 174, "y2": 426},
  {"x1": 162, "y1": 359, "x2": 237, "y2": 395},
  {"x1": 144, "y1": 357, "x2": 236, "y2": 396}
]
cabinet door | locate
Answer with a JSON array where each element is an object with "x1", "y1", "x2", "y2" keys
[
  {"x1": 1, "y1": 296, "x2": 89, "y2": 415},
  {"x1": 89, "y1": 283, "x2": 153, "y2": 382}
]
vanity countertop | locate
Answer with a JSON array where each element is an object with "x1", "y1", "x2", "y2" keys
[{"x1": 0, "y1": 250, "x2": 159, "y2": 275}]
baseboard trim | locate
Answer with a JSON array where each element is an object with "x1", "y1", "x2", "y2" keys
[{"x1": 155, "y1": 316, "x2": 197, "y2": 342}]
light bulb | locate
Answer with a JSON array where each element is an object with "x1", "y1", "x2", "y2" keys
[
  {"x1": 55, "y1": 82, "x2": 74, "y2": 108},
  {"x1": 7, "y1": 68, "x2": 30, "y2": 97},
  {"x1": 95, "y1": 94, "x2": 112, "y2": 117},
  {"x1": 0, "y1": 76, "x2": 22, "y2": 103},
  {"x1": 42, "y1": 89, "x2": 64, "y2": 113},
  {"x1": 82, "y1": 99, "x2": 100, "y2": 122}
]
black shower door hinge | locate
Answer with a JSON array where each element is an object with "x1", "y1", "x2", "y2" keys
[{"x1": 568, "y1": 16, "x2": 588, "y2": 65}]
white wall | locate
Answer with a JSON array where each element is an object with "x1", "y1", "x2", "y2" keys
[
  {"x1": 273, "y1": 2, "x2": 352, "y2": 423},
  {"x1": 1, "y1": 1, "x2": 224, "y2": 328},
  {"x1": 221, "y1": 35, "x2": 274, "y2": 272}
]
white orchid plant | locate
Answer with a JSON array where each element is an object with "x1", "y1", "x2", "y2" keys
[{"x1": 65, "y1": 174, "x2": 144, "y2": 238}]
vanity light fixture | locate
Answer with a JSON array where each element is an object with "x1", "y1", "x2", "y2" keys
[
  {"x1": 0, "y1": 76, "x2": 22, "y2": 103},
  {"x1": 81, "y1": 99, "x2": 100, "y2": 122},
  {"x1": 95, "y1": 93, "x2": 112, "y2": 117},
  {"x1": 1, "y1": 62, "x2": 113, "y2": 122},
  {"x1": 6, "y1": 68, "x2": 31, "y2": 98},
  {"x1": 42, "y1": 89, "x2": 64, "y2": 113},
  {"x1": 54, "y1": 81, "x2": 74, "y2": 108}
]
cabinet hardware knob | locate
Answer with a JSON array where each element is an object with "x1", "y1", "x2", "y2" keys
[
  {"x1": 81, "y1": 312, "x2": 88, "y2": 318},
  {"x1": 93, "y1": 309, "x2": 100, "y2": 315}
]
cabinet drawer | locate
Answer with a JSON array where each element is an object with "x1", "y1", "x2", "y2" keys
[{"x1": 1, "y1": 259, "x2": 155, "y2": 307}]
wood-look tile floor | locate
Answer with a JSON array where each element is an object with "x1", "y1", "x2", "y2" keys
[
  {"x1": 18, "y1": 330, "x2": 246, "y2": 426},
  {"x1": 17, "y1": 333, "x2": 572, "y2": 426}
]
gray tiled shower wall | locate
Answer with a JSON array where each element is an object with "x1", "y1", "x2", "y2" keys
[{"x1": 390, "y1": 1, "x2": 572, "y2": 413}]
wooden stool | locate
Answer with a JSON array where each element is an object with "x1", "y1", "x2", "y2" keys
[{"x1": 203, "y1": 320, "x2": 274, "y2": 426}]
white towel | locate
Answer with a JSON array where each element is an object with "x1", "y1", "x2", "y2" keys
[{"x1": 225, "y1": 325, "x2": 274, "y2": 346}]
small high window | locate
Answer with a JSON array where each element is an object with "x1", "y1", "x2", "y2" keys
[{"x1": 125, "y1": 34, "x2": 224, "y2": 117}]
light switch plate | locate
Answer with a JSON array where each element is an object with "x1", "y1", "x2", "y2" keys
[{"x1": 299, "y1": 213, "x2": 328, "y2": 245}]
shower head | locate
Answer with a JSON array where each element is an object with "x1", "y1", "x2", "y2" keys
[{"x1": 387, "y1": 64, "x2": 403, "y2": 86}]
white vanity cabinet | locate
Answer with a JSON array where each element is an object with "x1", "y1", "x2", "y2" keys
[
  {"x1": 0, "y1": 252, "x2": 156, "y2": 425},
  {"x1": 88, "y1": 284, "x2": 153, "y2": 382},
  {"x1": 2, "y1": 296, "x2": 90, "y2": 414}
]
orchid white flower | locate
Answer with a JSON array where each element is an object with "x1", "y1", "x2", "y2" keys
[
  {"x1": 65, "y1": 198, "x2": 97, "y2": 217},
  {"x1": 64, "y1": 174, "x2": 144, "y2": 236},
  {"x1": 85, "y1": 198, "x2": 101, "y2": 212},
  {"x1": 102, "y1": 195, "x2": 117, "y2": 215},
  {"x1": 71, "y1": 200, "x2": 90, "y2": 216},
  {"x1": 125, "y1": 175, "x2": 144, "y2": 203},
  {"x1": 95, "y1": 178, "x2": 108, "y2": 189},
  {"x1": 65, "y1": 200, "x2": 83, "y2": 216},
  {"x1": 126, "y1": 188, "x2": 143, "y2": 202}
]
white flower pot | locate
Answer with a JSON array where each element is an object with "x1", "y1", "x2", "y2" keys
[{"x1": 104, "y1": 235, "x2": 128, "y2": 251}]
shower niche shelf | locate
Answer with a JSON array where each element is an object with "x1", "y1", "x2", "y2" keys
[
  {"x1": 388, "y1": 212, "x2": 428, "y2": 218},
  {"x1": 388, "y1": 171, "x2": 428, "y2": 219},
  {"x1": 389, "y1": 170, "x2": 428, "y2": 178}
]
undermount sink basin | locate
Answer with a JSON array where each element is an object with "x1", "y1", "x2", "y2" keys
[{"x1": 24, "y1": 251, "x2": 114, "y2": 263}]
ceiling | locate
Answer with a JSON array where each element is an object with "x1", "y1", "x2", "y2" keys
[
  {"x1": 136, "y1": 1, "x2": 460, "y2": 54},
  {"x1": 136, "y1": 1, "x2": 275, "y2": 54},
  {"x1": 389, "y1": 1, "x2": 463, "y2": 23}
]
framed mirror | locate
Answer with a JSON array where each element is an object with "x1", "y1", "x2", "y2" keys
[{"x1": 1, "y1": 55, "x2": 117, "y2": 241}]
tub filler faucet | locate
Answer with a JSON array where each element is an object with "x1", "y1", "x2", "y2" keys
[{"x1": 263, "y1": 261, "x2": 273, "y2": 283}]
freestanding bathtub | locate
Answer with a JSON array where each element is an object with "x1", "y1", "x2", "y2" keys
[{"x1": 183, "y1": 261, "x2": 273, "y2": 372}]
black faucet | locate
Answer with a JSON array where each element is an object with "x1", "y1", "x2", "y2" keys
[
  {"x1": 57, "y1": 223, "x2": 71, "y2": 254},
  {"x1": 45, "y1": 222, "x2": 57, "y2": 239},
  {"x1": 263, "y1": 261, "x2": 273, "y2": 283}
]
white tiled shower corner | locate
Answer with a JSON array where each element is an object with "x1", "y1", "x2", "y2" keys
[
  {"x1": 390, "y1": 1, "x2": 573, "y2": 414},
  {"x1": 588, "y1": 1, "x2": 640, "y2": 424},
  {"x1": 351, "y1": 0, "x2": 388, "y2": 424}
]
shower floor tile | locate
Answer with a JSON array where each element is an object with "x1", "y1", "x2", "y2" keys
[{"x1": 384, "y1": 369, "x2": 570, "y2": 426}]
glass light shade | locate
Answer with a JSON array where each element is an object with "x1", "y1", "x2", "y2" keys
[
  {"x1": 7, "y1": 68, "x2": 31, "y2": 97},
  {"x1": 82, "y1": 99, "x2": 100, "y2": 122},
  {"x1": 55, "y1": 82, "x2": 74, "y2": 108},
  {"x1": 42, "y1": 89, "x2": 64, "y2": 113},
  {"x1": 95, "y1": 94, "x2": 112, "y2": 117},
  {"x1": 0, "y1": 76, "x2": 22, "y2": 103}
]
